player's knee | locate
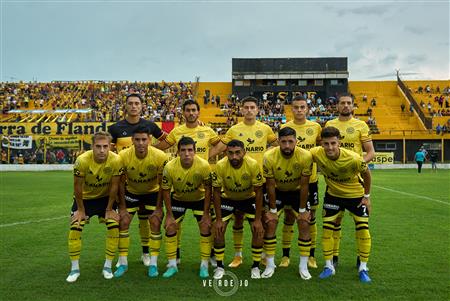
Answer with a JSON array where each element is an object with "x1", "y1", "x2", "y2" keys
[
  {"x1": 199, "y1": 223, "x2": 210, "y2": 236},
  {"x1": 265, "y1": 219, "x2": 277, "y2": 235},
  {"x1": 284, "y1": 210, "x2": 295, "y2": 223},
  {"x1": 165, "y1": 224, "x2": 177, "y2": 236},
  {"x1": 149, "y1": 216, "x2": 161, "y2": 230}
]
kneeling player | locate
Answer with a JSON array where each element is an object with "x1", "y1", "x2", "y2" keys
[
  {"x1": 66, "y1": 131, "x2": 123, "y2": 282},
  {"x1": 310, "y1": 126, "x2": 372, "y2": 283},
  {"x1": 162, "y1": 137, "x2": 212, "y2": 278},
  {"x1": 212, "y1": 140, "x2": 265, "y2": 279},
  {"x1": 262, "y1": 127, "x2": 313, "y2": 279}
]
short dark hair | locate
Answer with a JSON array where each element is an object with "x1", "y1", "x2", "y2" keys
[
  {"x1": 177, "y1": 136, "x2": 196, "y2": 150},
  {"x1": 242, "y1": 96, "x2": 258, "y2": 106},
  {"x1": 182, "y1": 99, "x2": 200, "y2": 111},
  {"x1": 292, "y1": 95, "x2": 306, "y2": 102},
  {"x1": 321, "y1": 126, "x2": 341, "y2": 139},
  {"x1": 126, "y1": 93, "x2": 144, "y2": 103},
  {"x1": 227, "y1": 139, "x2": 245, "y2": 149},
  {"x1": 133, "y1": 125, "x2": 150, "y2": 136},
  {"x1": 338, "y1": 93, "x2": 354, "y2": 103},
  {"x1": 278, "y1": 126, "x2": 297, "y2": 138}
]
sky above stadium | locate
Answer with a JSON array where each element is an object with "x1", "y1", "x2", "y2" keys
[{"x1": 1, "y1": 0, "x2": 449, "y2": 82}]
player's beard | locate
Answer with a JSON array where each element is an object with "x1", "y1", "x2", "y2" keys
[
  {"x1": 281, "y1": 148, "x2": 294, "y2": 157},
  {"x1": 230, "y1": 158, "x2": 242, "y2": 167},
  {"x1": 339, "y1": 110, "x2": 351, "y2": 117}
]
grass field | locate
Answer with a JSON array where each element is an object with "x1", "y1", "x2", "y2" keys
[{"x1": 0, "y1": 169, "x2": 449, "y2": 301}]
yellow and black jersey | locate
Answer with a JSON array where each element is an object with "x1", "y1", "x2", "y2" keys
[
  {"x1": 161, "y1": 155, "x2": 211, "y2": 202},
  {"x1": 164, "y1": 124, "x2": 220, "y2": 161},
  {"x1": 325, "y1": 117, "x2": 371, "y2": 156},
  {"x1": 282, "y1": 119, "x2": 321, "y2": 183},
  {"x1": 108, "y1": 118, "x2": 165, "y2": 152},
  {"x1": 212, "y1": 155, "x2": 264, "y2": 200},
  {"x1": 73, "y1": 151, "x2": 123, "y2": 200},
  {"x1": 119, "y1": 145, "x2": 168, "y2": 194},
  {"x1": 222, "y1": 121, "x2": 277, "y2": 166},
  {"x1": 310, "y1": 147, "x2": 368, "y2": 198},
  {"x1": 263, "y1": 147, "x2": 313, "y2": 191}
]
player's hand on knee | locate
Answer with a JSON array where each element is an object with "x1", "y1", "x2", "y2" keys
[
  {"x1": 164, "y1": 215, "x2": 177, "y2": 233},
  {"x1": 150, "y1": 208, "x2": 164, "y2": 223},
  {"x1": 72, "y1": 209, "x2": 86, "y2": 225},
  {"x1": 106, "y1": 209, "x2": 120, "y2": 223},
  {"x1": 119, "y1": 208, "x2": 131, "y2": 225},
  {"x1": 252, "y1": 219, "x2": 264, "y2": 239},
  {"x1": 214, "y1": 219, "x2": 225, "y2": 238},
  {"x1": 200, "y1": 213, "x2": 212, "y2": 229}
]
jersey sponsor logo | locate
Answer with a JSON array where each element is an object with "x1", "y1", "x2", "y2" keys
[
  {"x1": 346, "y1": 127, "x2": 355, "y2": 134},
  {"x1": 340, "y1": 142, "x2": 355, "y2": 149},
  {"x1": 245, "y1": 146, "x2": 264, "y2": 152},
  {"x1": 278, "y1": 176, "x2": 301, "y2": 184},
  {"x1": 125, "y1": 195, "x2": 139, "y2": 202},
  {"x1": 171, "y1": 206, "x2": 185, "y2": 212},
  {"x1": 324, "y1": 174, "x2": 351, "y2": 183},
  {"x1": 284, "y1": 170, "x2": 293, "y2": 177},
  {"x1": 255, "y1": 130, "x2": 263, "y2": 138},
  {"x1": 197, "y1": 132, "x2": 205, "y2": 139},
  {"x1": 229, "y1": 185, "x2": 252, "y2": 193},
  {"x1": 85, "y1": 181, "x2": 109, "y2": 188},
  {"x1": 299, "y1": 144, "x2": 315, "y2": 150},
  {"x1": 241, "y1": 173, "x2": 250, "y2": 181},
  {"x1": 306, "y1": 128, "x2": 314, "y2": 136},
  {"x1": 221, "y1": 204, "x2": 234, "y2": 211},
  {"x1": 323, "y1": 203, "x2": 340, "y2": 210},
  {"x1": 147, "y1": 164, "x2": 157, "y2": 171},
  {"x1": 196, "y1": 147, "x2": 207, "y2": 153},
  {"x1": 128, "y1": 175, "x2": 157, "y2": 183},
  {"x1": 96, "y1": 175, "x2": 103, "y2": 182},
  {"x1": 247, "y1": 138, "x2": 255, "y2": 145}
]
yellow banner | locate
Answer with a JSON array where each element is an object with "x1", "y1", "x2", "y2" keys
[
  {"x1": 370, "y1": 152, "x2": 394, "y2": 164},
  {"x1": 46, "y1": 136, "x2": 81, "y2": 149},
  {"x1": 0, "y1": 122, "x2": 113, "y2": 136}
]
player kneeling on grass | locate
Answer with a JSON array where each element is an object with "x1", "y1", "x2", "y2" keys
[
  {"x1": 310, "y1": 126, "x2": 372, "y2": 283},
  {"x1": 161, "y1": 137, "x2": 213, "y2": 279},
  {"x1": 262, "y1": 126, "x2": 313, "y2": 279},
  {"x1": 115, "y1": 126, "x2": 169, "y2": 278},
  {"x1": 211, "y1": 139, "x2": 265, "y2": 280},
  {"x1": 66, "y1": 131, "x2": 123, "y2": 283}
]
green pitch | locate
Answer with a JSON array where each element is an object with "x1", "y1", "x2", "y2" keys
[{"x1": 0, "y1": 170, "x2": 449, "y2": 300}]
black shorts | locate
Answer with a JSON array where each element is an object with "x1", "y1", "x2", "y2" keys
[
  {"x1": 322, "y1": 192, "x2": 369, "y2": 220},
  {"x1": 70, "y1": 196, "x2": 117, "y2": 220},
  {"x1": 124, "y1": 190, "x2": 158, "y2": 214},
  {"x1": 308, "y1": 181, "x2": 319, "y2": 209},
  {"x1": 171, "y1": 198, "x2": 205, "y2": 223},
  {"x1": 220, "y1": 197, "x2": 256, "y2": 222}
]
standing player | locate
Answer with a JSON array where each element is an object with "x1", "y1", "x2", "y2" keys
[
  {"x1": 310, "y1": 126, "x2": 372, "y2": 283},
  {"x1": 108, "y1": 93, "x2": 166, "y2": 267},
  {"x1": 66, "y1": 131, "x2": 123, "y2": 283},
  {"x1": 279, "y1": 95, "x2": 322, "y2": 269},
  {"x1": 209, "y1": 96, "x2": 277, "y2": 268},
  {"x1": 325, "y1": 93, "x2": 375, "y2": 268},
  {"x1": 154, "y1": 99, "x2": 220, "y2": 265},
  {"x1": 211, "y1": 140, "x2": 265, "y2": 279},
  {"x1": 114, "y1": 126, "x2": 168, "y2": 278},
  {"x1": 262, "y1": 127, "x2": 313, "y2": 279},
  {"x1": 161, "y1": 137, "x2": 212, "y2": 279}
]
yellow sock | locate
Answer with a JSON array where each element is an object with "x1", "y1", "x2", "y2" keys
[
  {"x1": 118, "y1": 230, "x2": 130, "y2": 257},
  {"x1": 263, "y1": 236, "x2": 277, "y2": 257},
  {"x1": 322, "y1": 222, "x2": 335, "y2": 261},
  {"x1": 214, "y1": 243, "x2": 225, "y2": 262},
  {"x1": 165, "y1": 233, "x2": 177, "y2": 261},
  {"x1": 355, "y1": 219, "x2": 371, "y2": 262},
  {"x1": 251, "y1": 245, "x2": 263, "y2": 262},
  {"x1": 232, "y1": 226, "x2": 243, "y2": 253},
  {"x1": 309, "y1": 216, "x2": 317, "y2": 256},
  {"x1": 200, "y1": 233, "x2": 211, "y2": 261},
  {"x1": 332, "y1": 225, "x2": 342, "y2": 257},
  {"x1": 150, "y1": 231, "x2": 162, "y2": 256},
  {"x1": 282, "y1": 222, "x2": 294, "y2": 249},
  {"x1": 138, "y1": 214, "x2": 150, "y2": 252},
  {"x1": 298, "y1": 238, "x2": 311, "y2": 257},
  {"x1": 68, "y1": 221, "x2": 85, "y2": 260},
  {"x1": 105, "y1": 219, "x2": 119, "y2": 260}
]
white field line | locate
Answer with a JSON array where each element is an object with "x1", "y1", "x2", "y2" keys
[
  {"x1": 373, "y1": 185, "x2": 449, "y2": 206},
  {"x1": 0, "y1": 215, "x2": 68, "y2": 228}
]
